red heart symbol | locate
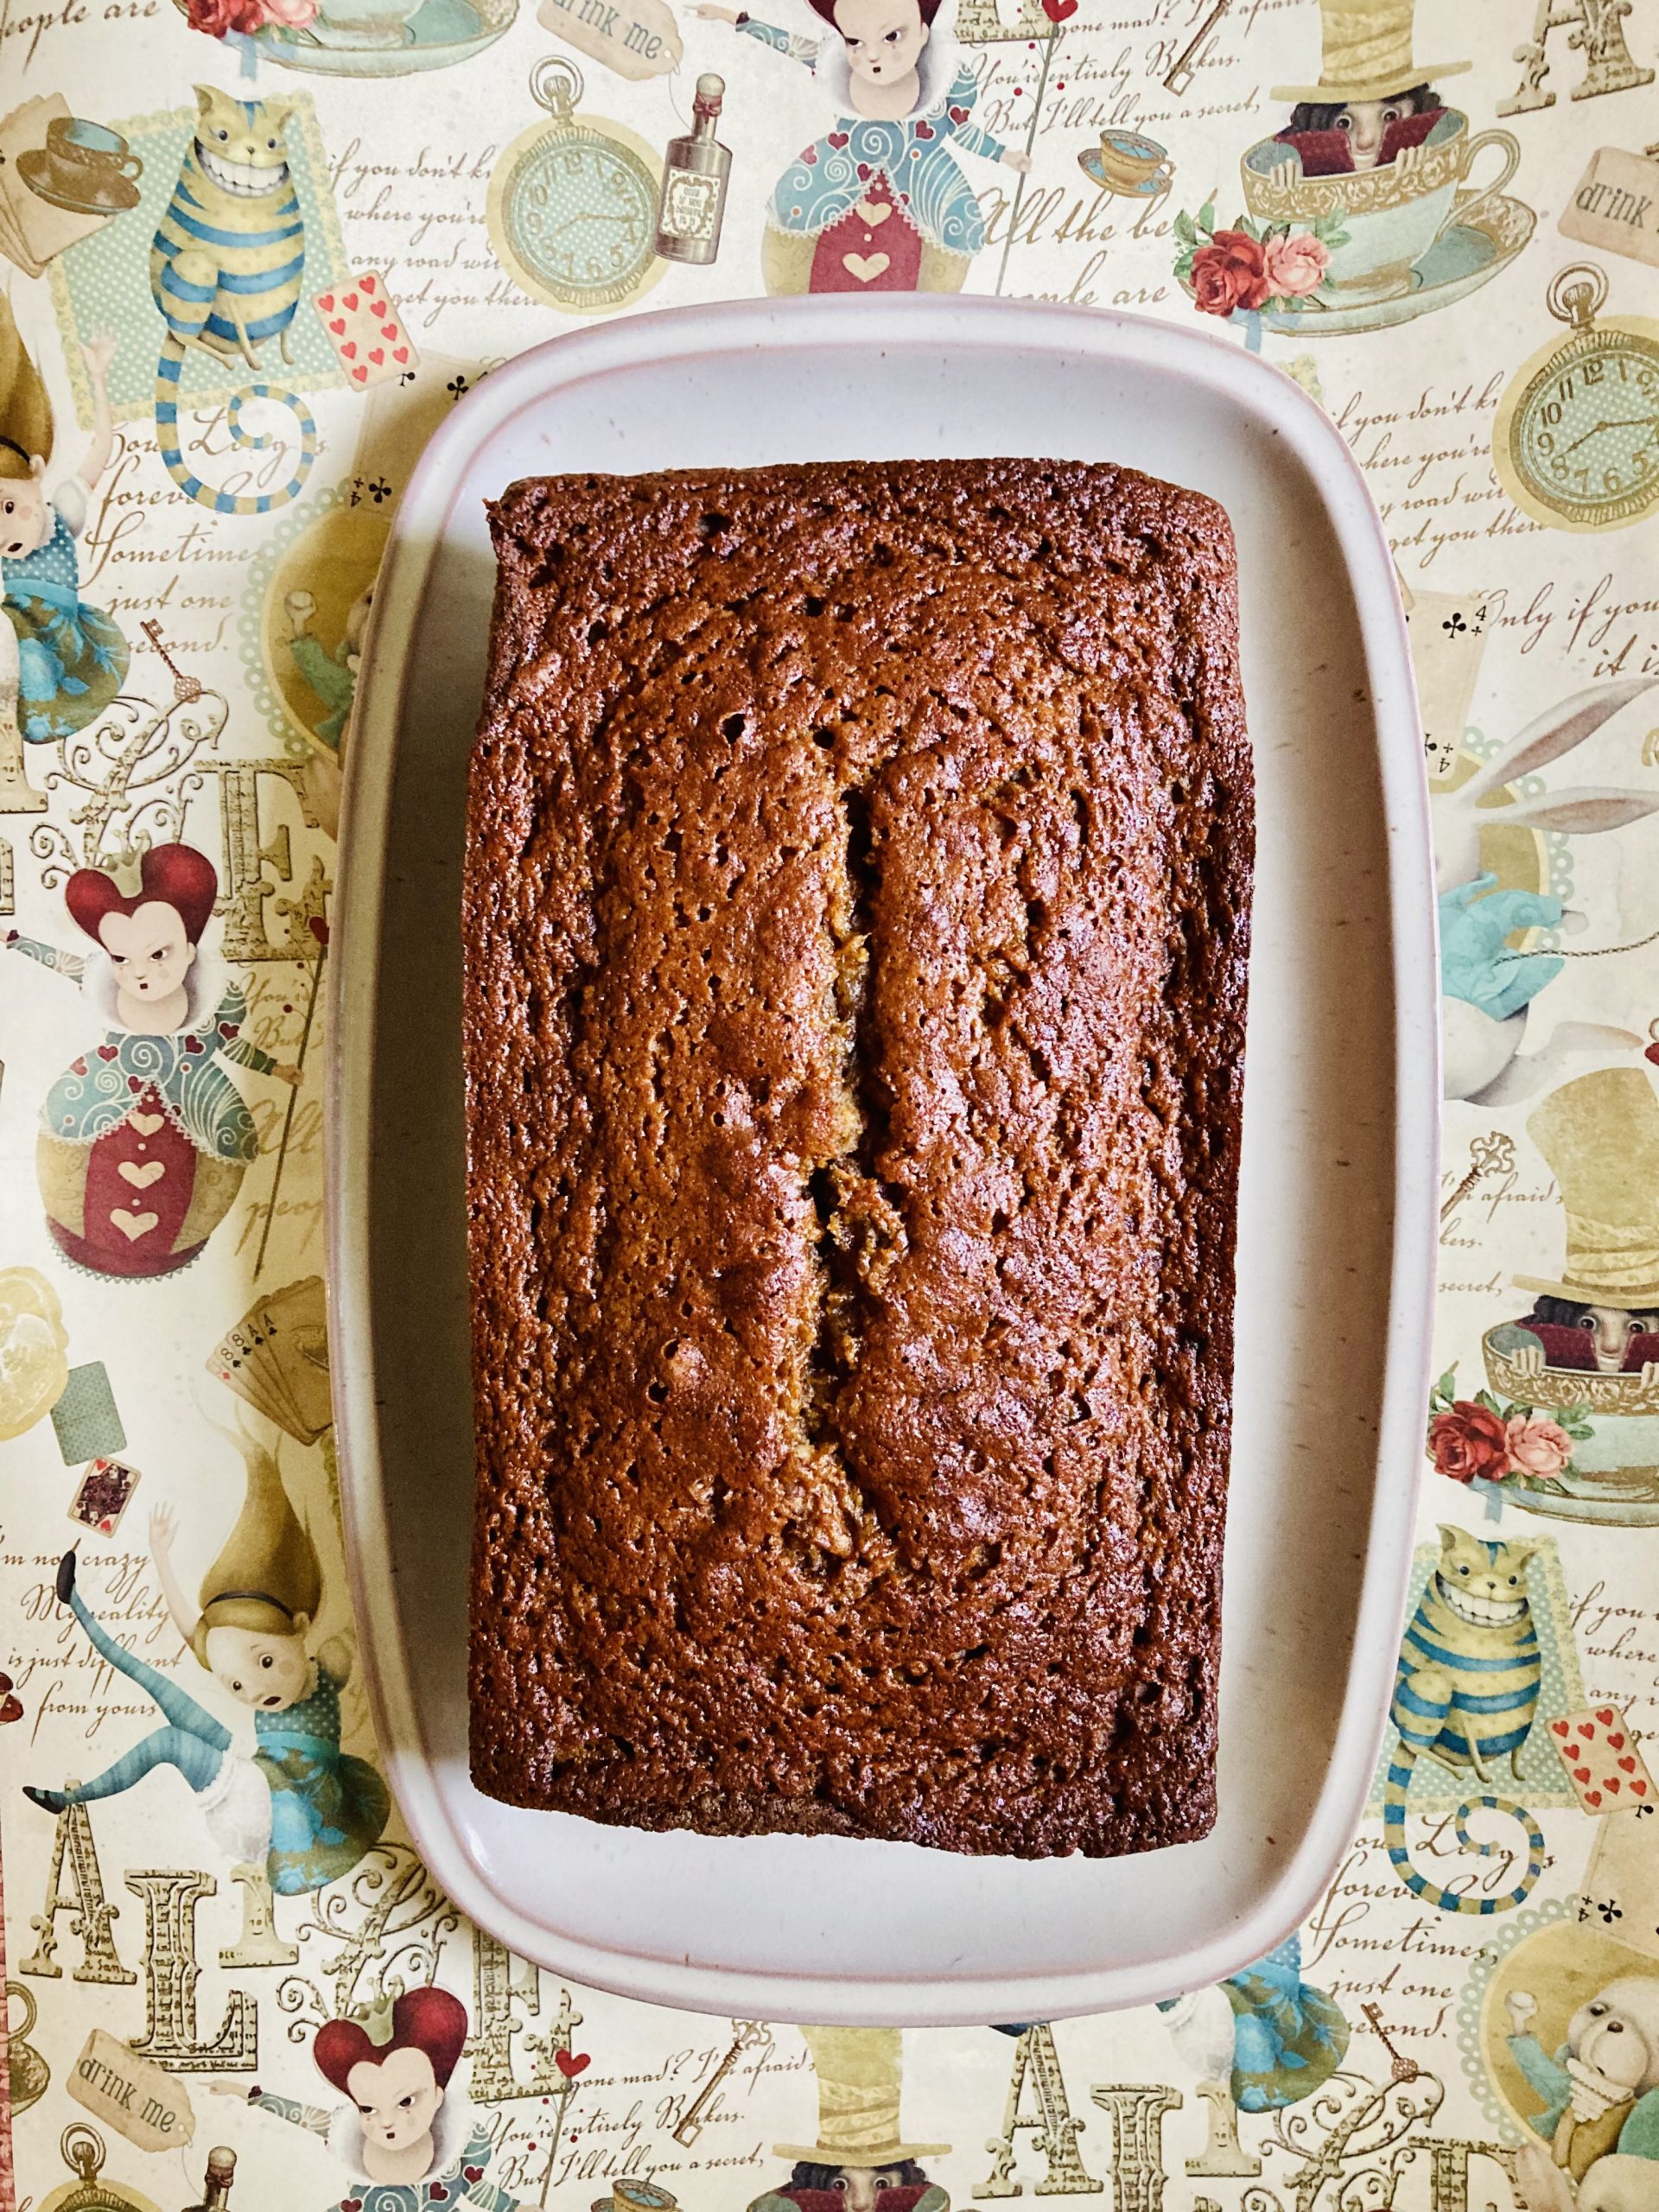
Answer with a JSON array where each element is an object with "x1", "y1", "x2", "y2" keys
[
  {"x1": 464, "y1": 2170, "x2": 483, "y2": 2184},
  {"x1": 360, "y1": 273, "x2": 377, "y2": 293},
  {"x1": 1598, "y1": 1709, "x2": 1616, "y2": 1726},
  {"x1": 1588, "y1": 1789, "x2": 1603, "y2": 1807},
  {"x1": 800, "y1": 145, "x2": 817, "y2": 163},
  {"x1": 1620, "y1": 1756, "x2": 1637, "y2": 1772},
  {"x1": 0, "y1": 1694, "x2": 22, "y2": 1725},
  {"x1": 914, "y1": 118, "x2": 935, "y2": 137},
  {"x1": 127, "y1": 1075, "x2": 143, "y2": 1092},
  {"x1": 329, "y1": 316, "x2": 346, "y2": 334},
  {"x1": 950, "y1": 104, "x2": 969, "y2": 121},
  {"x1": 1042, "y1": 0, "x2": 1076, "y2": 17},
  {"x1": 343, "y1": 2202, "x2": 363, "y2": 2211},
  {"x1": 71, "y1": 1057, "x2": 87, "y2": 1076},
  {"x1": 344, "y1": 292, "x2": 359, "y2": 311},
  {"x1": 379, "y1": 322, "x2": 400, "y2": 342},
  {"x1": 369, "y1": 348, "x2": 384, "y2": 365},
  {"x1": 1579, "y1": 1722, "x2": 1597, "y2": 1737},
  {"x1": 219, "y1": 1022, "x2": 239, "y2": 1039},
  {"x1": 430, "y1": 2190, "x2": 448, "y2": 2202},
  {"x1": 353, "y1": 365, "x2": 368, "y2": 384},
  {"x1": 556, "y1": 2050, "x2": 590, "y2": 2078},
  {"x1": 184, "y1": 1036, "x2": 205, "y2": 1054},
  {"x1": 828, "y1": 131, "x2": 849, "y2": 148},
  {"x1": 99, "y1": 1518, "x2": 113, "y2": 1535},
  {"x1": 317, "y1": 292, "x2": 335, "y2": 311},
  {"x1": 1575, "y1": 1767, "x2": 1592, "y2": 1783},
  {"x1": 1610, "y1": 1732, "x2": 1626, "y2": 1750},
  {"x1": 1609, "y1": 1777, "x2": 1623, "y2": 1792},
  {"x1": 1636, "y1": 1779, "x2": 1649, "y2": 1796},
  {"x1": 98, "y1": 1044, "x2": 118, "y2": 1062},
  {"x1": 856, "y1": 162, "x2": 871, "y2": 179},
  {"x1": 1552, "y1": 1719, "x2": 1571, "y2": 1736},
  {"x1": 342, "y1": 340, "x2": 357, "y2": 359},
  {"x1": 393, "y1": 347, "x2": 409, "y2": 364}
]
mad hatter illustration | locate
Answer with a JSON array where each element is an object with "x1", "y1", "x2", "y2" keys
[
  {"x1": 1478, "y1": 1071, "x2": 1659, "y2": 1522},
  {"x1": 1175, "y1": 0, "x2": 1528, "y2": 337},
  {"x1": 1478, "y1": 1808, "x2": 1659, "y2": 2212},
  {"x1": 3, "y1": 843, "x2": 300, "y2": 1278},
  {"x1": 748, "y1": 2029, "x2": 950, "y2": 2212}
]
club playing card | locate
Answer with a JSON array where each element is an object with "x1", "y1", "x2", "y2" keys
[
  {"x1": 68, "y1": 1458, "x2": 142, "y2": 1538},
  {"x1": 49, "y1": 1363, "x2": 125, "y2": 1465},
  {"x1": 313, "y1": 272, "x2": 419, "y2": 392},
  {"x1": 1548, "y1": 1703, "x2": 1655, "y2": 1812}
]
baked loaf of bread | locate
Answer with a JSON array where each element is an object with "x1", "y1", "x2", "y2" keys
[{"x1": 465, "y1": 459, "x2": 1251, "y2": 1859}]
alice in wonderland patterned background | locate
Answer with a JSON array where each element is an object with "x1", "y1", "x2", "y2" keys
[{"x1": 3, "y1": 0, "x2": 1659, "y2": 2204}]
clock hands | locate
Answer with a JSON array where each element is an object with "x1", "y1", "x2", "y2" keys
[{"x1": 1562, "y1": 413, "x2": 1657, "y2": 456}]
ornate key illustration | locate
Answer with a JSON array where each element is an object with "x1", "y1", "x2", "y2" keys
[
  {"x1": 1164, "y1": 0, "x2": 1230, "y2": 95},
  {"x1": 1363, "y1": 2002, "x2": 1421, "y2": 2084},
  {"x1": 1441, "y1": 1131, "x2": 1516, "y2": 1229},
  {"x1": 672, "y1": 2021, "x2": 771, "y2": 2146}
]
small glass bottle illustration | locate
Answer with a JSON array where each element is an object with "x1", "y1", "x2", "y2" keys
[
  {"x1": 183, "y1": 2148, "x2": 236, "y2": 2211},
  {"x1": 656, "y1": 74, "x2": 731, "y2": 264}
]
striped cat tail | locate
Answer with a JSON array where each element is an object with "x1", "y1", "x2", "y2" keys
[
  {"x1": 155, "y1": 336, "x2": 315, "y2": 516},
  {"x1": 1383, "y1": 1744, "x2": 1545, "y2": 1916}
]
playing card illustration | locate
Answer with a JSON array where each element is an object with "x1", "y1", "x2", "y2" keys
[
  {"x1": 314, "y1": 272, "x2": 419, "y2": 391},
  {"x1": 1548, "y1": 1704, "x2": 1655, "y2": 1811},
  {"x1": 49, "y1": 1361, "x2": 125, "y2": 1465},
  {"x1": 208, "y1": 1276, "x2": 332, "y2": 1444},
  {"x1": 68, "y1": 1458, "x2": 142, "y2": 1537}
]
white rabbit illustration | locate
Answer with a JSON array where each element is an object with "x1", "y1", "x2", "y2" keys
[{"x1": 1435, "y1": 676, "x2": 1659, "y2": 1106}]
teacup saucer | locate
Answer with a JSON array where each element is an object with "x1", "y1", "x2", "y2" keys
[
  {"x1": 16, "y1": 150, "x2": 139, "y2": 214},
  {"x1": 258, "y1": 0, "x2": 512, "y2": 71},
  {"x1": 1250, "y1": 190, "x2": 1536, "y2": 338},
  {"x1": 1078, "y1": 143, "x2": 1171, "y2": 198}
]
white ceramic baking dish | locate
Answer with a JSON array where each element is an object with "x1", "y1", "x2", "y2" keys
[{"x1": 328, "y1": 293, "x2": 1439, "y2": 2025}]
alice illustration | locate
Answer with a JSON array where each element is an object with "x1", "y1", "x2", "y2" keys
[
  {"x1": 3, "y1": 842, "x2": 299, "y2": 1277},
  {"x1": 696, "y1": 0, "x2": 1030, "y2": 294},
  {"x1": 2, "y1": 304, "x2": 129, "y2": 754},
  {"x1": 214, "y1": 1986, "x2": 522, "y2": 2211},
  {"x1": 25, "y1": 1412, "x2": 389, "y2": 1923}
]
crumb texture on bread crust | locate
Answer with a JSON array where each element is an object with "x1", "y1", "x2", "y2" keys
[{"x1": 464, "y1": 459, "x2": 1250, "y2": 1859}]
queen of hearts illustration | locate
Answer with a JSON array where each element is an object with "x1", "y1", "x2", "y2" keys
[
  {"x1": 3, "y1": 842, "x2": 298, "y2": 1278},
  {"x1": 696, "y1": 0, "x2": 1030, "y2": 295},
  {"x1": 215, "y1": 1986, "x2": 522, "y2": 2212}
]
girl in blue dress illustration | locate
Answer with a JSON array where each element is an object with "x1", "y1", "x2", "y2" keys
[
  {"x1": 696, "y1": 0, "x2": 1030, "y2": 294},
  {"x1": 1, "y1": 324, "x2": 129, "y2": 760},
  {"x1": 25, "y1": 1412, "x2": 389, "y2": 1925}
]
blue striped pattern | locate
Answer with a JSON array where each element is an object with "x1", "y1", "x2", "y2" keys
[
  {"x1": 1382, "y1": 1541, "x2": 1545, "y2": 1916},
  {"x1": 149, "y1": 99, "x2": 315, "y2": 517}
]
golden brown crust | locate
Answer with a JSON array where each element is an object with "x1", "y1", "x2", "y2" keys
[{"x1": 463, "y1": 459, "x2": 1251, "y2": 1859}]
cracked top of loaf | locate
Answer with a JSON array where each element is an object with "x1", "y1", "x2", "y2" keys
[{"x1": 463, "y1": 458, "x2": 1251, "y2": 1859}]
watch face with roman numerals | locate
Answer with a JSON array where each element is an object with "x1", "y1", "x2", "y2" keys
[
  {"x1": 489, "y1": 115, "x2": 664, "y2": 317},
  {"x1": 1504, "y1": 325, "x2": 1659, "y2": 531}
]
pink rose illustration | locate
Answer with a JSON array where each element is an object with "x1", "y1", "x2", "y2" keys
[
  {"x1": 1262, "y1": 230, "x2": 1330, "y2": 299},
  {"x1": 1504, "y1": 1414, "x2": 1573, "y2": 1481},
  {"x1": 261, "y1": 0, "x2": 320, "y2": 25}
]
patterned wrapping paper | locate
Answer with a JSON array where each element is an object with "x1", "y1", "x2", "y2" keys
[{"x1": 3, "y1": 0, "x2": 1659, "y2": 2204}]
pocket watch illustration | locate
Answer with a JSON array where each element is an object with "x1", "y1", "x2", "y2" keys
[
  {"x1": 486, "y1": 56, "x2": 664, "y2": 316},
  {"x1": 1493, "y1": 262, "x2": 1659, "y2": 533}
]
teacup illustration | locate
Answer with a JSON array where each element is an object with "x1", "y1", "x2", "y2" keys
[
  {"x1": 17, "y1": 116, "x2": 143, "y2": 213},
  {"x1": 1079, "y1": 129, "x2": 1172, "y2": 197},
  {"x1": 308, "y1": 0, "x2": 425, "y2": 45},
  {"x1": 1242, "y1": 108, "x2": 1519, "y2": 303}
]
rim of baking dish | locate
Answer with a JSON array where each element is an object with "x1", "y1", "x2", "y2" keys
[{"x1": 328, "y1": 292, "x2": 1439, "y2": 2025}]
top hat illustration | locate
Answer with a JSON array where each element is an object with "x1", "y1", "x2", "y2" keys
[
  {"x1": 1270, "y1": 0, "x2": 1470, "y2": 104},
  {"x1": 1516, "y1": 1070, "x2": 1659, "y2": 1309},
  {"x1": 774, "y1": 2029, "x2": 950, "y2": 2167}
]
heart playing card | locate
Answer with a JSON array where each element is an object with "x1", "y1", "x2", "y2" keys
[
  {"x1": 1548, "y1": 1703, "x2": 1655, "y2": 1812},
  {"x1": 314, "y1": 271, "x2": 420, "y2": 392}
]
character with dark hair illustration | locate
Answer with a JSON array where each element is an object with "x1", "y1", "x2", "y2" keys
[
  {"x1": 1267, "y1": 0, "x2": 1464, "y2": 175},
  {"x1": 215, "y1": 1986, "x2": 522, "y2": 2210},
  {"x1": 748, "y1": 2028, "x2": 949, "y2": 2212},
  {"x1": 4, "y1": 843, "x2": 301, "y2": 1277},
  {"x1": 695, "y1": 0, "x2": 1029, "y2": 294}
]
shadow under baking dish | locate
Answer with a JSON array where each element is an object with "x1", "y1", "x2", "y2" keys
[{"x1": 329, "y1": 294, "x2": 1439, "y2": 2025}]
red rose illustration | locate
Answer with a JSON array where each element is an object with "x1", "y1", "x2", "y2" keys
[
  {"x1": 1189, "y1": 230, "x2": 1269, "y2": 316},
  {"x1": 188, "y1": 0, "x2": 267, "y2": 34},
  {"x1": 1427, "y1": 1401, "x2": 1510, "y2": 1484}
]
